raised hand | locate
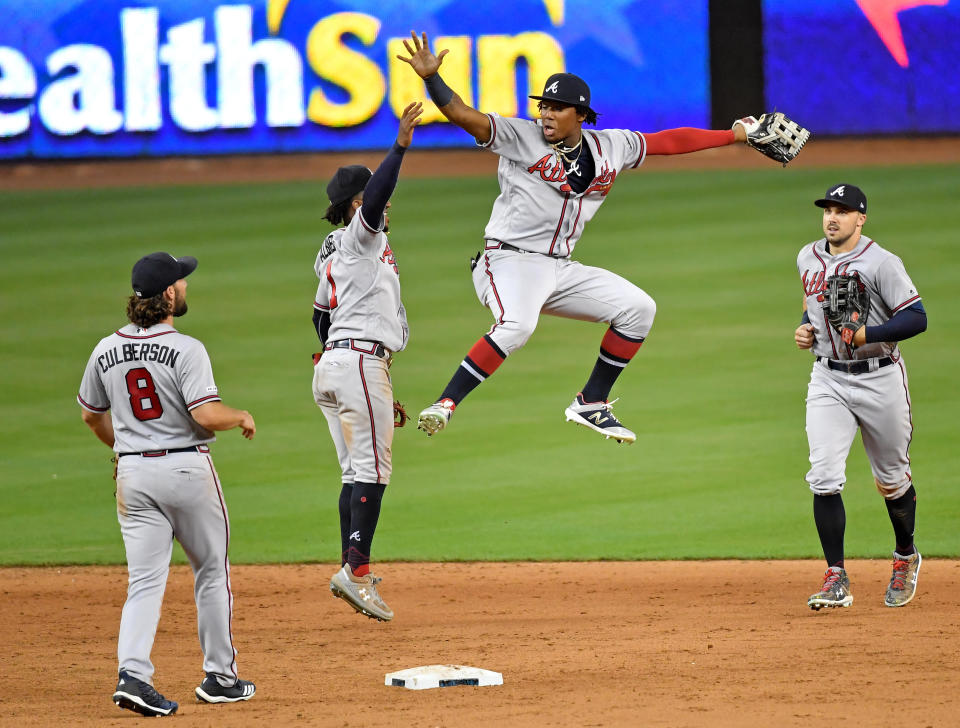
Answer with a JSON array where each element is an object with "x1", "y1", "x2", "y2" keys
[
  {"x1": 397, "y1": 31, "x2": 448, "y2": 78},
  {"x1": 397, "y1": 102, "x2": 423, "y2": 148}
]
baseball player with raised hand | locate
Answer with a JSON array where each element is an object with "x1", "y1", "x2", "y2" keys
[
  {"x1": 78, "y1": 252, "x2": 257, "y2": 717},
  {"x1": 796, "y1": 184, "x2": 927, "y2": 611},
  {"x1": 311, "y1": 102, "x2": 423, "y2": 622},
  {"x1": 398, "y1": 31, "x2": 809, "y2": 443}
]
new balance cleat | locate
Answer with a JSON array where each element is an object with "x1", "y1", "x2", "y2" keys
[
  {"x1": 195, "y1": 673, "x2": 256, "y2": 703},
  {"x1": 564, "y1": 393, "x2": 636, "y2": 444},
  {"x1": 884, "y1": 550, "x2": 921, "y2": 607},
  {"x1": 807, "y1": 566, "x2": 853, "y2": 610},
  {"x1": 330, "y1": 564, "x2": 394, "y2": 621},
  {"x1": 112, "y1": 670, "x2": 178, "y2": 717},
  {"x1": 418, "y1": 398, "x2": 456, "y2": 436}
]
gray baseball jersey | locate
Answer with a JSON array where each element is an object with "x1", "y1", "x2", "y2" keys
[
  {"x1": 797, "y1": 234, "x2": 921, "y2": 360},
  {"x1": 478, "y1": 113, "x2": 646, "y2": 256},
  {"x1": 78, "y1": 320, "x2": 242, "y2": 687},
  {"x1": 797, "y1": 234, "x2": 920, "y2": 497},
  {"x1": 313, "y1": 210, "x2": 409, "y2": 353},
  {"x1": 78, "y1": 323, "x2": 220, "y2": 452}
]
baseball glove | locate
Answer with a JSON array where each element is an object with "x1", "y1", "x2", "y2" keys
[
  {"x1": 822, "y1": 273, "x2": 871, "y2": 346},
  {"x1": 733, "y1": 113, "x2": 810, "y2": 166},
  {"x1": 393, "y1": 400, "x2": 409, "y2": 428}
]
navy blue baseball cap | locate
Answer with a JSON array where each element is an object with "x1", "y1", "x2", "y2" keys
[
  {"x1": 326, "y1": 164, "x2": 372, "y2": 205},
  {"x1": 132, "y1": 252, "x2": 197, "y2": 298},
  {"x1": 815, "y1": 183, "x2": 867, "y2": 213},
  {"x1": 529, "y1": 72, "x2": 595, "y2": 114}
]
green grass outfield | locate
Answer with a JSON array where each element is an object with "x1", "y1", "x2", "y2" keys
[{"x1": 1, "y1": 163, "x2": 957, "y2": 565}]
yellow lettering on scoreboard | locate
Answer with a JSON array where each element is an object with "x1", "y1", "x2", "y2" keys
[
  {"x1": 477, "y1": 33, "x2": 564, "y2": 118},
  {"x1": 266, "y1": 0, "x2": 291, "y2": 34},
  {"x1": 386, "y1": 36, "x2": 473, "y2": 123},
  {"x1": 305, "y1": 12, "x2": 384, "y2": 127}
]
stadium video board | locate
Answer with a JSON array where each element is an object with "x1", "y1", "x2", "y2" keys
[
  {"x1": 763, "y1": 0, "x2": 960, "y2": 134},
  {"x1": 0, "y1": 0, "x2": 709, "y2": 159}
]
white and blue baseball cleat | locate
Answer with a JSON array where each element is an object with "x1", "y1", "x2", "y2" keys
[
  {"x1": 564, "y1": 393, "x2": 636, "y2": 444},
  {"x1": 417, "y1": 398, "x2": 456, "y2": 436},
  {"x1": 112, "y1": 670, "x2": 178, "y2": 717}
]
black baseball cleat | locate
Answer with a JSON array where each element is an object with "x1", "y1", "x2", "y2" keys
[
  {"x1": 112, "y1": 670, "x2": 178, "y2": 717},
  {"x1": 195, "y1": 673, "x2": 257, "y2": 703},
  {"x1": 564, "y1": 393, "x2": 636, "y2": 443}
]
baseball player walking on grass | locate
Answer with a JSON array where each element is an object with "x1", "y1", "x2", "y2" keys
[
  {"x1": 398, "y1": 31, "x2": 809, "y2": 443},
  {"x1": 795, "y1": 184, "x2": 927, "y2": 611},
  {"x1": 78, "y1": 252, "x2": 257, "y2": 717},
  {"x1": 311, "y1": 102, "x2": 423, "y2": 622}
]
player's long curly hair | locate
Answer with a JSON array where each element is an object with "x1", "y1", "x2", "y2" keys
[
  {"x1": 127, "y1": 293, "x2": 171, "y2": 329},
  {"x1": 577, "y1": 106, "x2": 598, "y2": 125},
  {"x1": 323, "y1": 196, "x2": 359, "y2": 227}
]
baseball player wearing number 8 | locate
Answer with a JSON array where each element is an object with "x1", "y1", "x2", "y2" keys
[
  {"x1": 310, "y1": 102, "x2": 424, "y2": 622},
  {"x1": 398, "y1": 31, "x2": 808, "y2": 443},
  {"x1": 78, "y1": 253, "x2": 257, "y2": 717},
  {"x1": 795, "y1": 184, "x2": 927, "y2": 611}
]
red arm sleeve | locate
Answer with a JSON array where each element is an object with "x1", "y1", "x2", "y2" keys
[{"x1": 643, "y1": 127, "x2": 736, "y2": 155}]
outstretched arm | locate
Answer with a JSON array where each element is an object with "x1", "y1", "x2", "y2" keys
[
  {"x1": 644, "y1": 126, "x2": 742, "y2": 155},
  {"x1": 360, "y1": 102, "x2": 423, "y2": 228},
  {"x1": 397, "y1": 31, "x2": 491, "y2": 143}
]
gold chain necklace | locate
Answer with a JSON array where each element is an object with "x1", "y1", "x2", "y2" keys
[{"x1": 552, "y1": 135, "x2": 583, "y2": 172}]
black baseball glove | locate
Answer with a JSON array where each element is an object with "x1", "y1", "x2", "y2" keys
[
  {"x1": 733, "y1": 113, "x2": 810, "y2": 166},
  {"x1": 822, "y1": 273, "x2": 871, "y2": 346}
]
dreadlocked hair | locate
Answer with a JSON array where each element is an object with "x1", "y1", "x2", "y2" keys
[
  {"x1": 323, "y1": 198, "x2": 355, "y2": 227},
  {"x1": 577, "y1": 106, "x2": 598, "y2": 125},
  {"x1": 127, "y1": 293, "x2": 171, "y2": 329}
]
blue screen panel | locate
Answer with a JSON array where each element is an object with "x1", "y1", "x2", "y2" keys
[
  {"x1": 0, "y1": 0, "x2": 709, "y2": 159},
  {"x1": 763, "y1": 0, "x2": 960, "y2": 134}
]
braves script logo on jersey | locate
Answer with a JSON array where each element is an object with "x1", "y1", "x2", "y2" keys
[
  {"x1": 380, "y1": 240, "x2": 398, "y2": 274},
  {"x1": 802, "y1": 263, "x2": 858, "y2": 300},
  {"x1": 528, "y1": 154, "x2": 567, "y2": 182},
  {"x1": 527, "y1": 156, "x2": 617, "y2": 195},
  {"x1": 565, "y1": 162, "x2": 616, "y2": 196}
]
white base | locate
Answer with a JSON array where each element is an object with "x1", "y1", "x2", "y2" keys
[{"x1": 385, "y1": 664, "x2": 503, "y2": 690}]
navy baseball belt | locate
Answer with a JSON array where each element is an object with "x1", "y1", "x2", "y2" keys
[
  {"x1": 483, "y1": 240, "x2": 567, "y2": 258},
  {"x1": 817, "y1": 356, "x2": 893, "y2": 375},
  {"x1": 118, "y1": 444, "x2": 210, "y2": 458},
  {"x1": 325, "y1": 339, "x2": 391, "y2": 359}
]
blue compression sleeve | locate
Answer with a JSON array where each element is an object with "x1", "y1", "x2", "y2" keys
[
  {"x1": 801, "y1": 310, "x2": 811, "y2": 325},
  {"x1": 424, "y1": 73, "x2": 454, "y2": 107},
  {"x1": 360, "y1": 142, "x2": 406, "y2": 229},
  {"x1": 865, "y1": 302, "x2": 927, "y2": 344}
]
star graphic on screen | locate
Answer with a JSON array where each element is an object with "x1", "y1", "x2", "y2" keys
[
  {"x1": 854, "y1": 0, "x2": 948, "y2": 67},
  {"x1": 551, "y1": 0, "x2": 644, "y2": 66},
  {"x1": 268, "y1": 0, "x2": 456, "y2": 34}
]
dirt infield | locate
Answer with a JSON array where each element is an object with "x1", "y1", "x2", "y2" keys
[
  {"x1": 3, "y1": 136, "x2": 960, "y2": 190},
  {"x1": 3, "y1": 561, "x2": 959, "y2": 727}
]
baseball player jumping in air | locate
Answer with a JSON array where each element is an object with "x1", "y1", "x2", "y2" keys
[
  {"x1": 78, "y1": 253, "x2": 257, "y2": 717},
  {"x1": 310, "y1": 102, "x2": 424, "y2": 622},
  {"x1": 796, "y1": 184, "x2": 927, "y2": 610},
  {"x1": 398, "y1": 31, "x2": 808, "y2": 443}
]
